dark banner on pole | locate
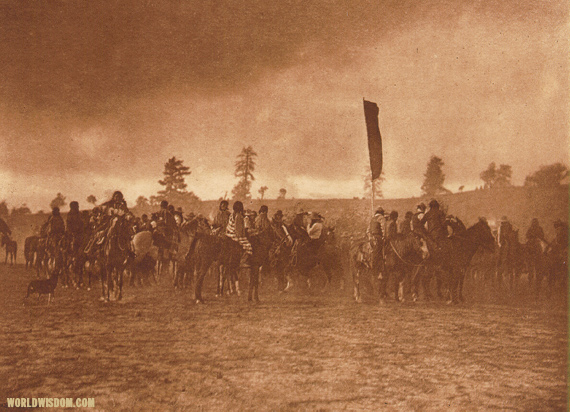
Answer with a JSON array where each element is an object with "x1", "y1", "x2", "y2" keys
[{"x1": 363, "y1": 99, "x2": 383, "y2": 181}]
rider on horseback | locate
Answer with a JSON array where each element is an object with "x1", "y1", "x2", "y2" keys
[
  {"x1": 400, "y1": 211, "x2": 413, "y2": 236},
  {"x1": 419, "y1": 199, "x2": 447, "y2": 254},
  {"x1": 156, "y1": 200, "x2": 178, "y2": 247},
  {"x1": 525, "y1": 218, "x2": 545, "y2": 245},
  {"x1": 47, "y1": 207, "x2": 66, "y2": 243},
  {"x1": 367, "y1": 208, "x2": 385, "y2": 278},
  {"x1": 270, "y1": 210, "x2": 293, "y2": 291},
  {"x1": 446, "y1": 215, "x2": 467, "y2": 237},
  {"x1": 385, "y1": 211, "x2": 399, "y2": 242},
  {"x1": 85, "y1": 191, "x2": 130, "y2": 255},
  {"x1": 66, "y1": 201, "x2": 85, "y2": 245},
  {"x1": 550, "y1": 219, "x2": 568, "y2": 257},
  {"x1": 212, "y1": 200, "x2": 230, "y2": 236},
  {"x1": 226, "y1": 201, "x2": 253, "y2": 256},
  {"x1": 306, "y1": 212, "x2": 325, "y2": 255},
  {"x1": 411, "y1": 203, "x2": 427, "y2": 236},
  {"x1": 66, "y1": 201, "x2": 85, "y2": 269}
]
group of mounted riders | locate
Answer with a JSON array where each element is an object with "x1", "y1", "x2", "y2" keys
[
  {"x1": 353, "y1": 199, "x2": 568, "y2": 304},
  {"x1": 19, "y1": 190, "x2": 569, "y2": 305},
  {"x1": 25, "y1": 191, "x2": 339, "y2": 303}
]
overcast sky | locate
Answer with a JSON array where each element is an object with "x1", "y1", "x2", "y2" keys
[{"x1": 0, "y1": 0, "x2": 568, "y2": 211}]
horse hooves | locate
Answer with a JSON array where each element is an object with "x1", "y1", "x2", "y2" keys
[{"x1": 195, "y1": 299, "x2": 204, "y2": 305}]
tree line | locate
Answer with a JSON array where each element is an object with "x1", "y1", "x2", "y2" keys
[
  {"x1": 0, "y1": 150, "x2": 567, "y2": 216},
  {"x1": 417, "y1": 156, "x2": 568, "y2": 198}
]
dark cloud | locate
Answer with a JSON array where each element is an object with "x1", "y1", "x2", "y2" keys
[
  {"x1": 2, "y1": 0, "x2": 565, "y2": 116},
  {"x1": 0, "y1": 0, "x2": 567, "y2": 209}
]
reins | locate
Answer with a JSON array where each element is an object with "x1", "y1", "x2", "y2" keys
[{"x1": 389, "y1": 240, "x2": 426, "y2": 268}]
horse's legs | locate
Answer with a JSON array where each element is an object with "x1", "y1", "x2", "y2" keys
[
  {"x1": 353, "y1": 266, "x2": 361, "y2": 303},
  {"x1": 212, "y1": 263, "x2": 222, "y2": 296},
  {"x1": 117, "y1": 268, "x2": 123, "y2": 300},
  {"x1": 321, "y1": 262, "x2": 333, "y2": 291},
  {"x1": 248, "y1": 265, "x2": 259, "y2": 302},
  {"x1": 378, "y1": 270, "x2": 388, "y2": 303},
  {"x1": 194, "y1": 260, "x2": 209, "y2": 303},
  {"x1": 411, "y1": 266, "x2": 422, "y2": 301},
  {"x1": 457, "y1": 269, "x2": 466, "y2": 302}
]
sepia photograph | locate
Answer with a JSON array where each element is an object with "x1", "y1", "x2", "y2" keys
[{"x1": 0, "y1": 1, "x2": 568, "y2": 410}]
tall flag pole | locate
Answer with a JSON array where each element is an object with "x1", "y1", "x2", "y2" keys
[{"x1": 363, "y1": 99, "x2": 383, "y2": 213}]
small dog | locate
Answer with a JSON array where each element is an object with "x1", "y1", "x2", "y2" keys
[{"x1": 24, "y1": 272, "x2": 59, "y2": 304}]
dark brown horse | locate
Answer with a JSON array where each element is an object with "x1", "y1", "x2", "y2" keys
[
  {"x1": 1, "y1": 233, "x2": 17, "y2": 265},
  {"x1": 382, "y1": 233, "x2": 427, "y2": 303},
  {"x1": 286, "y1": 227, "x2": 342, "y2": 291},
  {"x1": 183, "y1": 218, "x2": 224, "y2": 303},
  {"x1": 430, "y1": 219, "x2": 496, "y2": 304},
  {"x1": 101, "y1": 216, "x2": 132, "y2": 301},
  {"x1": 24, "y1": 236, "x2": 39, "y2": 269}
]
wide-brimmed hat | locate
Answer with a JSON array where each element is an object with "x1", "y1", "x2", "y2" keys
[{"x1": 374, "y1": 208, "x2": 384, "y2": 216}]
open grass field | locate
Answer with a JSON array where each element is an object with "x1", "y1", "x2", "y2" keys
[{"x1": 0, "y1": 263, "x2": 567, "y2": 411}]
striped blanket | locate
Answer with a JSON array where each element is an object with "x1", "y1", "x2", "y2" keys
[{"x1": 226, "y1": 213, "x2": 253, "y2": 255}]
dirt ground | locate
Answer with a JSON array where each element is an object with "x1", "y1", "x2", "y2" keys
[{"x1": 0, "y1": 265, "x2": 567, "y2": 412}]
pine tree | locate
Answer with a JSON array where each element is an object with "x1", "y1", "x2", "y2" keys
[
  {"x1": 158, "y1": 157, "x2": 191, "y2": 196},
  {"x1": 421, "y1": 156, "x2": 450, "y2": 197},
  {"x1": 232, "y1": 146, "x2": 257, "y2": 200},
  {"x1": 156, "y1": 157, "x2": 200, "y2": 208}
]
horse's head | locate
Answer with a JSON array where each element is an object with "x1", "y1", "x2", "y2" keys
[
  {"x1": 0, "y1": 218, "x2": 11, "y2": 237},
  {"x1": 181, "y1": 217, "x2": 211, "y2": 237}
]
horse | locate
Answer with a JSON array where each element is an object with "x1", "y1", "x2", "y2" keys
[
  {"x1": 495, "y1": 229, "x2": 530, "y2": 292},
  {"x1": 541, "y1": 240, "x2": 567, "y2": 298},
  {"x1": 382, "y1": 233, "x2": 427, "y2": 303},
  {"x1": 350, "y1": 238, "x2": 373, "y2": 303},
  {"x1": 286, "y1": 227, "x2": 341, "y2": 291},
  {"x1": 24, "y1": 236, "x2": 39, "y2": 269},
  {"x1": 173, "y1": 218, "x2": 209, "y2": 290},
  {"x1": 525, "y1": 237, "x2": 547, "y2": 293},
  {"x1": 429, "y1": 218, "x2": 496, "y2": 304},
  {"x1": 101, "y1": 216, "x2": 132, "y2": 301},
  {"x1": 1, "y1": 233, "x2": 18, "y2": 265},
  {"x1": 130, "y1": 230, "x2": 158, "y2": 287},
  {"x1": 184, "y1": 217, "x2": 224, "y2": 303}
]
